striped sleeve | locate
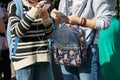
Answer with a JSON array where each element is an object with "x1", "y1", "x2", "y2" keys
[
  {"x1": 45, "y1": 23, "x2": 54, "y2": 38},
  {"x1": 42, "y1": 18, "x2": 54, "y2": 38},
  {"x1": 7, "y1": 1, "x2": 34, "y2": 37}
]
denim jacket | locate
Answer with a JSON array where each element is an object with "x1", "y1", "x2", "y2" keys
[{"x1": 58, "y1": 0, "x2": 116, "y2": 44}]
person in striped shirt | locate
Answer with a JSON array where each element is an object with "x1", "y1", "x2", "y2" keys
[{"x1": 7, "y1": 0, "x2": 54, "y2": 80}]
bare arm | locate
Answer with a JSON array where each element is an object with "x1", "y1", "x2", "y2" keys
[{"x1": 66, "y1": 16, "x2": 96, "y2": 29}]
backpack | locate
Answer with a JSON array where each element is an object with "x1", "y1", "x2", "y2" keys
[
  {"x1": 52, "y1": 0, "x2": 93, "y2": 66},
  {"x1": 7, "y1": 0, "x2": 23, "y2": 59}
]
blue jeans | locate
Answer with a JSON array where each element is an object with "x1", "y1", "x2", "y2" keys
[
  {"x1": 61, "y1": 44, "x2": 100, "y2": 80},
  {"x1": 16, "y1": 62, "x2": 54, "y2": 80}
]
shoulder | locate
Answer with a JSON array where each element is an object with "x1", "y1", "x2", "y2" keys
[
  {"x1": 7, "y1": 1, "x2": 16, "y2": 12},
  {"x1": 7, "y1": 1, "x2": 15, "y2": 7}
]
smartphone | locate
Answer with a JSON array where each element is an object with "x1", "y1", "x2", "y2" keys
[
  {"x1": 53, "y1": 11, "x2": 66, "y2": 16},
  {"x1": 41, "y1": 3, "x2": 51, "y2": 11}
]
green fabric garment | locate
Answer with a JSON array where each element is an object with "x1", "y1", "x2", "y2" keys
[{"x1": 98, "y1": 16, "x2": 120, "y2": 80}]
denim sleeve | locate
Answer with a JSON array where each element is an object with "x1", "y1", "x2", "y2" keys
[
  {"x1": 58, "y1": 0, "x2": 66, "y2": 13},
  {"x1": 93, "y1": 0, "x2": 116, "y2": 30}
]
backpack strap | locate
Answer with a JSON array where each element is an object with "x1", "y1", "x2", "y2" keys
[
  {"x1": 48, "y1": 18, "x2": 57, "y2": 53},
  {"x1": 7, "y1": 0, "x2": 23, "y2": 59},
  {"x1": 12, "y1": 0, "x2": 23, "y2": 55},
  {"x1": 13, "y1": 0, "x2": 23, "y2": 18}
]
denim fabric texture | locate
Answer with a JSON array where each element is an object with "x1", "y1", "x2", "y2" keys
[
  {"x1": 16, "y1": 62, "x2": 54, "y2": 80},
  {"x1": 61, "y1": 44, "x2": 100, "y2": 80}
]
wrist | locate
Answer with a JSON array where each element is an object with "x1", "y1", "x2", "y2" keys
[
  {"x1": 42, "y1": 17, "x2": 51, "y2": 26},
  {"x1": 27, "y1": 7, "x2": 39, "y2": 19},
  {"x1": 78, "y1": 18, "x2": 86, "y2": 26}
]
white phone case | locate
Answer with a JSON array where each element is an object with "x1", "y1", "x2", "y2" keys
[
  {"x1": 53, "y1": 11, "x2": 66, "y2": 16},
  {"x1": 41, "y1": 4, "x2": 51, "y2": 10}
]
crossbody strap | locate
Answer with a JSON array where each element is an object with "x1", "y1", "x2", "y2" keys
[
  {"x1": 77, "y1": 0, "x2": 88, "y2": 17},
  {"x1": 89, "y1": 29, "x2": 96, "y2": 46},
  {"x1": 65, "y1": 0, "x2": 88, "y2": 16},
  {"x1": 65, "y1": 0, "x2": 69, "y2": 16}
]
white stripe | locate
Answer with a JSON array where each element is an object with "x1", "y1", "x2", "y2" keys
[
  {"x1": 21, "y1": 33, "x2": 45, "y2": 37},
  {"x1": 13, "y1": 53, "x2": 51, "y2": 70},
  {"x1": 16, "y1": 23, "x2": 25, "y2": 36},
  {"x1": 17, "y1": 44, "x2": 48, "y2": 49},
  {"x1": 20, "y1": 20, "x2": 30, "y2": 30},
  {"x1": 9, "y1": 2, "x2": 15, "y2": 14},
  {"x1": 11, "y1": 23, "x2": 18, "y2": 29},
  {"x1": 13, "y1": 50, "x2": 49, "y2": 56},
  {"x1": 25, "y1": 14, "x2": 34, "y2": 21},
  {"x1": 10, "y1": 18, "x2": 19, "y2": 23},
  {"x1": 18, "y1": 40, "x2": 48, "y2": 45},
  {"x1": 21, "y1": 19, "x2": 31, "y2": 27},
  {"x1": 34, "y1": 18, "x2": 42, "y2": 22},
  {"x1": 26, "y1": 29, "x2": 44, "y2": 33},
  {"x1": 14, "y1": 23, "x2": 23, "y2": 36},
  {"x1": 10, "y1": 17, "x2": 19, "y2": 22}
]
